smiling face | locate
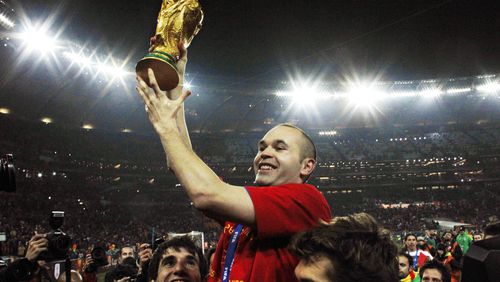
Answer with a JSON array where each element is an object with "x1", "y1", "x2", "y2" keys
[
  {"x1": 155, "y1": 247, "x2": 201, "y2": 282},
  {"x1": 253, "y1": 125, "x2": 315, "y2": 186}
]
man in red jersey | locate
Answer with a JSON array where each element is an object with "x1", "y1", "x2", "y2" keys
[{"x1": 136, "y1": 42, "x2": 331, "y2": 282}]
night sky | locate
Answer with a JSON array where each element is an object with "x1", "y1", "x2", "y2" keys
[{"x1": 18, "y1": 0, "x2": 500, "y2": 83}]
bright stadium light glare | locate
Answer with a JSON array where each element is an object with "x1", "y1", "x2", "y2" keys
[
  {"x1": 97, "y1": 62, "x2": 128, "y2": 78},
  {"x1": 0, "y1": 13, "x2": 15, "y2": 28},
  {"x1": 183, "y1": 81, "x2": 192, "y2": 89},
  {"x1": 63, "y1": 51, "x2": 92, "y2": 67},
  {"x1": 289, "y1": 86, "x2": 332, "y2": 105},
  {"x1": 419, "y1": 88, "x2": 443, "y2": 98},
  {"x1": 346, "y1": 84, "x2": 384, "y2": 106},
  {"x1": 82, "y1": 124, "x2": 94, "y2": 130},
  {"x1": 447, "y1": 87, "x2": 472, "y2": 94},
  {"x1": 477, "y1": 82, "x2": 500, "y2": 93},
  {"x1": 19, "y1": 26, "x2": 58, "y2": 55},
  {"x1": 275, "y1": 90, "x2": 288, "y2": 97},
  {"x1": 41, "y1": 117, "x2": 53, "y2": 124},
  {"x1": 0, "y1": 108, "x2": 10, "y2": 114}
]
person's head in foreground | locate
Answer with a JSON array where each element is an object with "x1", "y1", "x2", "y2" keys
[
  {"x1": 148, "y1": 236, "x2": 207, "y2": 282},
  {"x1": 419, "y1": 260, "x2": 451, "y2": 282},
  {"x1": 483, "y1": 220, "x2": 500, "y2": 240},
  {"x1": 398, "y1": 253, "x2": 415, "y2": 280},
  {"x1": 289, "y1": 212, "x2": 399, "y2": 282},
  {"x1": 253, "y1": 124, "x2": 317, "y2": 186}
]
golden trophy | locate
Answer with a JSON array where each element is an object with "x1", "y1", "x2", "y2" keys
[{"x1": 136, "y1": 0, "x2": 203, "y2": 90}]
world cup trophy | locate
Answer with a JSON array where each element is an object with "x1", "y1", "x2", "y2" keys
[{"x1": 136, "y1": 0, "x2": 203, "y2": 91}]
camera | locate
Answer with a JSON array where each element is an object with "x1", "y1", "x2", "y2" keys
[
  {"x1": 152, "y1": 236, "x2": 166, "y2": 251},
  {"x1": 108, "y1": 257, "x2": 138, "y2": 281},
  {"x1": 38, "y1": 211, "x2": 72, "y2": 261},
  {"x1": 85, "y1": 246, "x2": 109, "y2": 273},
  {"x1": 0, "y1": 154, "x2": 16, "y2": 192}
]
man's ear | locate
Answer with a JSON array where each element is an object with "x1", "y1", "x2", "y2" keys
[{"x1": 300, "y1": 158, "x2": 316, "y2": 180}]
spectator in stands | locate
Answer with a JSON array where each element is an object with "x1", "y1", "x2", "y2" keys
[
  {"x1": 398, "y1": 253, "x2": 419, "y2": 282},
  {"x1": 404, "y1": 234, "x2": 433, "y2": 271},
  {"x1": 483, "y1": 220, "x2": 500, "y2": 239},
  {"x1": 136, "y1": 45, "x2": 331, "y2": 282},
  {"x1": 424, "y1": 230, "x2": 437, "y2": 249},
  {"x1": 419, "y1": 260, "x2": 451, "y2": 282},
  {"x1": 104, "y1": 246, "x2": 138, "y2": 282},
  {"x1": 472, "y1": 233, "x2": 483, "y2": 242},
  {"x1": 417, "y1": 236, "x2": 435, "y2": 257},
  {"x1": 440, "y1": 231, "x2": 462, "y2": 282},
  {"x1": 117, "y1": 246, "x2": 135, "y2": 265},
  {"x1": 289, "y1": 213, "x2": 399, "y2": 282},
  {"x1": 148, "y1": 236, "x2": 206, "y2": 282},
  {"x1": 455, "y1": 226, "x2": 472, "y2": 254}
]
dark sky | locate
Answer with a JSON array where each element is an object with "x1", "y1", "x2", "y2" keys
[{"x1": 14, "y1": 0, "x2": 500, "y2": 82}]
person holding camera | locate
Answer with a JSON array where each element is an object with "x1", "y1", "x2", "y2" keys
[
  {"x1": 82, "y1": 246, "x2": 110, "y2": 282},
  {"x1": 0, "y1": 233, "x2": 48, "y2": 281}
]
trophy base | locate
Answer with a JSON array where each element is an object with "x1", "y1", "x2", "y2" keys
[{"x1": 136, "y1": 52, "x2": 179, "y2": 91}]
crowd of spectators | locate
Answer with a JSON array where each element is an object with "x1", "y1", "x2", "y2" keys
[{"x1": 1, "y1": 114, "x2": 499, "y2": 281}]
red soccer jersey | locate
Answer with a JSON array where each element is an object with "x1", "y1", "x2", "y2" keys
[{"x1": 207, "y1": 183, "x2": 332, "y2": 282}]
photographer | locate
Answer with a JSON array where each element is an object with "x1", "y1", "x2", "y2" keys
[
  {"x1": 0, "y1": 233, "x2": 48, "y2": 281},
  {"x1": 136, "y1": 243, "x2": 153, "y2": 282},
  {"x1": 82, "y1": 246, "x2": 111, "y2": 282}
]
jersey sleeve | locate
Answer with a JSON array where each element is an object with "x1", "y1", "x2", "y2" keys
[{"x1": 246, "y1": 183, "x2": 331, "y2": 239}]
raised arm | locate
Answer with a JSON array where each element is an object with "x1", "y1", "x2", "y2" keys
[
  {"x1": 136, "y1": 67, "x2": 255, "y2": 227},
  {"x1": 158, "y1": 41, "x2": 193, "y2": 165}
]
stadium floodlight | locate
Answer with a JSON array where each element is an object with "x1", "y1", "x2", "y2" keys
[
  {"x1": 41, "y1": 117, "x2": 53, "y2": 124},
  {"x1": 121, "y1": 128, "x2": 132, "y2": 133},
  {"x1": 0, "y1": 107, "x2": 10, "y2": 114},
  {"x1": 183, "y1": 81, "x2": 192, "y2": 89},
  {"x1": 419, "y1": 88, "x2": 442, "y2": 98},
  {"x1": 345, "y1": 84, "x2": 384, "y2": 107},
  {"x1": 82, "y1": 124, "x2": 93, "y2": 130},
  {"x1": 319, "y1": 130, "x2": 337, "y2": 136},
  {"x1": 477, "y1": 82, "x2": 500, "y2": 93},
  {"x1": 447, "y1": 87, "x2": 472, "y2": 94},
  {"x1": 276, "y1": 77, "x2": 333, "y2": 106},
  {"x1": 0, "y1": 13, "x2": 15, "y2": 28},
  {"x1": 19, "y1": 26, "x2": 58, "y2": 55}
]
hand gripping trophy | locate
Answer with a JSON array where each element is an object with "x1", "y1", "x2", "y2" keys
[{"x1": 136, "y1": 0, "x2": 203, "y2": 90}]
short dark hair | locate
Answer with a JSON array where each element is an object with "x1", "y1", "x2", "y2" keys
[
  {"x1": 419, "y1": 260, "x2": 451, "y2": 282},
  {"x1": 289, "y1": 213, "x2": 399, "y2": 282},
  {"x1": 404, "y1": 233, "x2": 417, "y2": 241},
  {"x1": 398, "y1": 252, "x2": 414, "y2": 270},
  {"x1": 484, "y1": 221, "x2": 500, "y2": 237},
  {"x1": 118, "y1": 246, "x2": 134, "y2": 255},
  {"x1": 148, "y1": 236, "x2": 207, "y2": 280}
]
